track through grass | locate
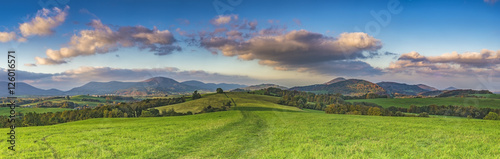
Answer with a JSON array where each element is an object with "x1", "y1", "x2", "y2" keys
[{"x1": 1, "y1": 93, "x2": 499, "y2": 158}]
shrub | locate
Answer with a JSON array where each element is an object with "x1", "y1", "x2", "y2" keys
[
  {"x1": 418, "y1": 112, "x2": 429, "y2": 117},
  {"x1": 483, "y1": 112, "x2": 499, "y2": 120}
]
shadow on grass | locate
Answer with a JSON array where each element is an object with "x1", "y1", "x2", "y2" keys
[{"x1": 233, "y1": 106, "x2": 302, "y2": 113}]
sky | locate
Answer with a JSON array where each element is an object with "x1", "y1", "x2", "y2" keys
[{"x1": 0, "y1": 0, "x2": 499, "y2": 91}]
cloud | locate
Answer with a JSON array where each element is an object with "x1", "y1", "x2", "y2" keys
[
  {"x1": 19, "y1": 6, "x2": 69, "y2": 37},
  {"x1": 0, "y1": 32, "x2": 18, "y2": 42},
  {"x1": 35, "y1": 19, "x2": 181, "y2": 65},
  {"x1": 484, "y1": 0, "x2": 498, "y2": 4},
  {"x1": 388, "y1": 49, "x2": 500, "y2": 77},
  {"x1": 199, "y1": 29, "x2": 382, "y2": 75},
  {"x1": 396, "y1": 49, "x2": 500, "y2": 68},
  {"x1": 0, "y1": 68, "x2": 54, "y2": 81},
  {"x1": 24, "y1": 63, "x2": 37, "y2": 67},
  {"x1": 211, "y1": 14, "x2": 238, "y2": 25}
]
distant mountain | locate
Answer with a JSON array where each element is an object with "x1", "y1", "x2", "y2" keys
[
  {"x1": 445, "y1": 87, "x2": 458, "y2": 90},
  {"x1": 290, "y1": 79, "x2": 386, "y2": 96},
  {"x1": 0, "y1": 81, "x2": 64, "y2": 96},
  {"x1": 417, "y1": 84, "x2": 438, "y2": 91},
  {"x1": 67, "y1": 77, "x2": 204, "y2": 96},
  {"x1": 236, "y1": 84, "x2": 288, "y2": 91},
  {"x1": 66, "y1": 81, "x2": 137, "y2": 95},
  {"x1": 325, "y1": 77, "x2": 346, "y2": 85},
  {"x1": 377, "y1": 82, "x2": 429, "y2": 96},
  {"x1": 436, "y1": 89, "x2": 492, "y2": 97},
  {"x1": 418, "y1": 90, "x2": 444, "y2": 97},
  {"x1": 181, "y1": 80, "x2": 247, "y2": 91}
]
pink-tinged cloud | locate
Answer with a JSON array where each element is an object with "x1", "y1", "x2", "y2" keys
[
  {"x1": 0, "y1": 32, "x2": 18, "y2": 42},
  {"x1": 211, "y1": 14, "x2": 238, "y2": 25},
  {"x1": 200, "y1": 29, "x2": 383, "y2": 76},
  {"x1": 19, "y1": 6, "x2": 69, "y2": 37},
  {"x1": 388, "y1": 49, "x2": 500, "y2": 77},
  {"x1": 35, "y1": 19, "x2": 181, "y2": 65}
]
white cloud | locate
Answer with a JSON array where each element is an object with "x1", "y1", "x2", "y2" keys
[
  {"x1": 200, "y1": 29, "x2": 383, "y2": 75},
  {"x1": 211, "y1": 14, "x2": 238, "y2": 25},
  {"x1": 19, "y1": 6, "x2": 69, "y2": 37},
  {"x1": 388, "y1": 49, "x2": 500, "y2": 78},
  {"x1": 0, "y1": 32, "x2": 17, "y2": 42},
  {"x1": 36, "y1": 20, "x2": 180, "y2": 65}
]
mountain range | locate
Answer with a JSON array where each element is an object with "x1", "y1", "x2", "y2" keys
[
  {"x1": 0, "y1": 76, "x2": 494, "y2": 97},
  {"x1": 290, "y1": 79, "x2": 386, "y2": 96},
  {"x1": 0, "y1": 77, "x2": 247, "y2": 97}
]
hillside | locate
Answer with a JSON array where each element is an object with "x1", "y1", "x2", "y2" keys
[
  {"x1": 377, "y1": 82, "x2": 429, "y2": 96},
  {"x1": 234, "y1": 84, "x2": 288, "y2": 91},
  {"x1": 324, "y1": 77, "x2": 346, "y2": 85},
  {"x1": 290, "y1": 79, "x2": 386, "y2": 96},
  {"x1": 436, "y1": 89, "x2": 492, "y2": 97},
  {"x1": 1, "y1": 92, "x2": 499, "y2": 158},
  {"x1": 0, "y1": 81, "x2": 64, "y2": 96},
  {"x1": 68, "y1": 77, "x2": 204, "y2": 96},
  {"x1": 417, "y1": 84, "x2": 438, "y2": 91},
  {"x1": 181, "y1": 80, "x2": 246, "y2": 91}
]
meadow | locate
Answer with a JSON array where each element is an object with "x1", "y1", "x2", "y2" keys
[
  {"x1": 18, "y1": 95, "x2": 133, "y2": 107},
  {"x1": 347, "y1": 96, "x2": 500, "y2": 109},
  {"x1": 0, "y1": 93, "x2": 499, "y2": 158},
  {"x1": 0, "y1": 107, "x2": 72, "y2": 116}
]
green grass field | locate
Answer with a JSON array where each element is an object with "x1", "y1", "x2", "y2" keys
[
  {"x1": 19, "y1": 95, "x2": 132, "y2": 107},
  {"x1": 1, "y1": 93, "x2": 499, "y2": 158},
  {"x1": 155, "y1": 93, "x2": 239, "y2": 113},
  {"x1": 472, "y1": 94, "x2": 500, "y2": 99},
  {"x1": 0, "y1": 107, "x2": 72, "y2": 116},
  {"x1": 347, "y1": 97, "x2": 500, "y2": 109}
]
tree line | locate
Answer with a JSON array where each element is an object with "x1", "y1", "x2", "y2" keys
[
  {"x1": 0, "y1": 96, "x2": 187, "y2": 128},
  {"x1": 258, "y1": 88, "x2": 500, "y2": 120}
]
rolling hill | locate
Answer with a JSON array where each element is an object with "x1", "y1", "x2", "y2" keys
[
  {"x1": 1, "y1": 92, "x2": 499, "y2": 158},
  {"x1": 417, "y1": 84, "x2": 438, "y2": 91},
  {"x1": 181, "y1": 80, "x2": 246, "y2": 91},
  {"x1": 0, "y1": 81, "x2": 64, "y2": 96},
  {"x1": 234, "y1": 84, "x2": 288, "y2": 91},
  {"x1": 290, "y1": 79, "x2": 387, "y2": 96},
  {"x1": 66, "y1": 77, "x2": 206, "y2": 96},
  {"x1": 377, "y1": 82, "x2": 429, "y2": 96}
]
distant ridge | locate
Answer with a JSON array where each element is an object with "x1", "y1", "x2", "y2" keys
[
  {"x1": 290, "y1": 78, "x2": 386, "y2": 96},
  {"x1": 377, "y1": 82, "x2": 429, "y2": 96},
  {"x1": 66, "y1": 77, "x2": 206, "y2": 96},
  {"x1": 445, "y1": 87, "x2": 458, "y2": 90},
  {"x1": 417, "y1": 84, "x2": 438, "y2": 91},
  {"x1": 325, "y1": 77, "x2": 346, "y2": 85},
  {"x1": 181, "y1": 80, "x2": 247, "y2": 91},
  {"x1": 234, "y1": 84, "x2": 288, "y2": 91},
  {"x1": 0, "y1": 81, "x2": 64, "y2": 96}
]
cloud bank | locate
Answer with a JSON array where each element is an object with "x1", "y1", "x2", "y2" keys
[{"x1": 388, "y1": 49, "x2": 500, "y2": 77}]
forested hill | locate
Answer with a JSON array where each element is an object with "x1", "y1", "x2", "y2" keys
[{"x1": 290, "y1": 79, "x2": 387, "y2": 96}]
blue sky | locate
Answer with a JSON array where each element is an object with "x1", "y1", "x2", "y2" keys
[{"x1": 0, "y1": 0, "x2": 499, "y2": 91}]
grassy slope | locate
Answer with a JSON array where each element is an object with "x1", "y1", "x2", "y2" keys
[
  {"x1": 0, "y1": 107, "x2": 72, "y2": 116},
  {"x1": 347, "y1": 97, "x2": 500, "y2": 109},
  {"x1": 19, "y1": 95, "x2": 130, "y2": 107},
  {"x1": 155, "y1": 93, "x2": 237, "y2": 113},
  {"x1": 0, "y1": 93, "x2": 499, "y2": 158}
]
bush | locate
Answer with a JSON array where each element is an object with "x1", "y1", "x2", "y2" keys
[
  {"x1": 483, "y1": 112, "x2": 499, "y2": 120},
  {"x1": 216, "y1": 88, "x2": 224, "y2": 93},
  {"x1": 418, "y1": 112, "x2": 429, "y2": 117}
]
